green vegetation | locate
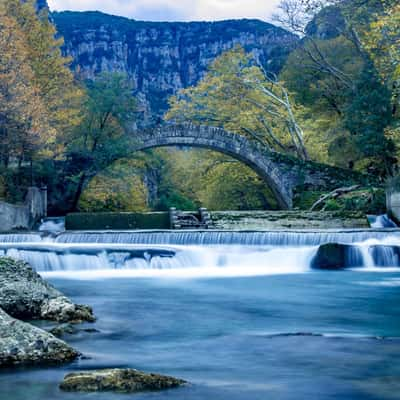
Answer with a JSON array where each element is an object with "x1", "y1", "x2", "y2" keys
[
  {"x1": 277, "y1": 0, "x2": 398, "y2": 174},
  {"x1": 0, "y1": 0, "x2": 398, "y2": 214},
  {"x1": 296, "y1": 188, "x2": 386, "y2": 215}
]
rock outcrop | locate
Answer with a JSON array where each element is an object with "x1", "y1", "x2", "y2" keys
[
  {"x1": 0, "y1": 308, "x2": 79, "y2": 367},
  {"x1": 0, "y1": 258, "x2": 95, "y2": 323},
  {"x1": 52, "y1": 11, "x2": 298, "y2": 123},
  {"x1": 311, "y1": 243, "x2": 351, "y2": 270},
  {"x1": 60, "y1": 369, "x2": 186, "y2": 393}
]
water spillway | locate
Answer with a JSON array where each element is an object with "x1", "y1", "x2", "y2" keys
[
  {"x1": 0, "y1": 229, "x2": 399, "y2": 276},
  {"x1": 54, "y1": 229, "x2": 400, "y2": 246}
]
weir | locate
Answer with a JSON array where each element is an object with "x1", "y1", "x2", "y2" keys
[
  {"x1": 0, "y1": 229, "x2": 399, "y2": 274},
  {"x1": 55, "y1": 229, "x2": 400, "y2": 246}
]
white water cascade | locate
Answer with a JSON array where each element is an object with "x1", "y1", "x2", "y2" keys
[
  {"x1": 368, "y1": 214, "x2": 397, "y2": 228},
  {"x1": 0, "y1": 229, "x2": 399, "y2": 277}
]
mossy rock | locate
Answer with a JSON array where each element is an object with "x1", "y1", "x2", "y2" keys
[{"x1": 60, "y1": 369, "x2": 187, "y2": 393}]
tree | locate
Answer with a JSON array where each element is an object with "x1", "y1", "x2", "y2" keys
[
  {"x1": 0, "y1": 3, "x2": 51, "y2": 170},
  {"x1": 167, "y1": 46, "x2": 308, "y2": 160},
  {"x1": 66, "y1": 73, "x2": 136, "y2": 211},
  {"x1": 278, "y1": 0, "x2": 397, "y2": 174},
  {"x1": 4, "y1": 0, "x2": 83, "y2": 156},
  {"x1": 145, "y1": 148, "x2": 279, "y2": 211},
  {"x1": 274, "y1": 0, "x2": 342, "y2": 35},
  {"x1": 274, "y1": 0, "x2": 384, "y2": 89},
  {"x1": 343, "y1": 62, "x2": 396, "y2": 176},
  {"x1": 79, "y1": 160, "x2": 149, "y2": 212},
  {"x1": 364, "y1": 1, "x2": 400, "y2": 116}
]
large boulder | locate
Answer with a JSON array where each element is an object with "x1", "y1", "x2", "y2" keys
[
  {"x1": 60, "y1": 369, "x2": 186, "y2": 393},
  {"x1": 0, "y1": 258, "x2": 95, "y2": 323},
  {"x1": 0, "y1": 308, "x2": 79, "y2": 367},
  {"x1": 311, "y1": 243, "x2": 351, "y2": 270}
]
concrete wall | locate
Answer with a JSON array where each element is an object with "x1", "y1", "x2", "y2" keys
[
  {"x1": 0, "y1": 187, "x2": 47, "y2": 231},
  {"x1": 66, "y1": 212, "x2": 170, "y2": 230}
]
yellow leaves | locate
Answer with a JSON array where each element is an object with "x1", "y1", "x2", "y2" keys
[
  {"x1": 364, "y1": 3, "x2": 400, "y2": 101},
  {"x1": 1, "y1": 0, "x2": 84, "y2": 159},
  {"x1": 167, "y1": 46, "x2": 304, "y2": 155},
  {"x1": 0, "y1": 8, "x2": 54, "y2": 160},
  {"x1": 79, "y1": 160, "x2": 149, "y2": 212}
]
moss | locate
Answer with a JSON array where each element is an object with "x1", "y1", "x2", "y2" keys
[
  {"x1": 323, "y1": 199, "x2": 342, "y2": 211},
  {"x1": 295, "y1": 187, "x2": 385, "y2": 214},
  {"x1": 60, "y1": 368, "x2": 186, "y2": 393},
  {"x1": 293, "y1": 191, "x2": 325, "y2": 209}
]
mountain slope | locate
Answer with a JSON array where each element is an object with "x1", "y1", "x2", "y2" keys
[{"x1": 52, "y1": 11, "x2": 298, "y2": 123}]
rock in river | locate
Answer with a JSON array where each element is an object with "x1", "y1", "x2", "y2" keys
[
  {"x1": 49, "y1": 323, "x2": 100, "y2": 338},
  {"x1": 60, "y1": 369, "x2": 187, "y2": 393},
  {"x1": 0, "y1": 257, "x2": 95, "y2": 323},
  {"x1": 0, "y1": 308, "x2": 79, "y2": 367},
  {"x1": 311, "y1": 243, "x2": 351, "y2": 270}
]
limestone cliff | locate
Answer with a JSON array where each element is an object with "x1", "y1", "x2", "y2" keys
[{"x1": 52, "y1": 11, "x2": 298, "y2": 123}]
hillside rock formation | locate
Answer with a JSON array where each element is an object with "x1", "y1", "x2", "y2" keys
[{"x1": 52, "y1": 11, "x2": 298, "y2": 123}]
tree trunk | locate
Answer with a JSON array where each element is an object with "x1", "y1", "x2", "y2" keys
[{"x1": 71, "y1": 173, "x2": 87, "y2": 212}]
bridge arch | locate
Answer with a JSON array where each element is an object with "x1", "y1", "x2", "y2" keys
[
  {"x1": 133, "y1": 124, "x2": 294, "y2": 209},
  {"x1": 132, "y1": 123, "x2": 370, "y2": 210}
]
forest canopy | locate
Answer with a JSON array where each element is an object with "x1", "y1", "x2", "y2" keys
[{"x1": 0, "y1": 0, "x2": 398, "y2": 213}]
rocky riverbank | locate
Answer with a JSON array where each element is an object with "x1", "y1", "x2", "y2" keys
[
  {"x1": 0, "y1": 308, "x2": 79, "y2": 367},
  {"x1": 0, "y1": 257, "x2": 186, "y2": 395},
  {"x1": 0, "y1": 258, "x2": 95, "y2": 323},
  {"x1": 0, "y1": 257, "x2": 94, "y2": 367}
]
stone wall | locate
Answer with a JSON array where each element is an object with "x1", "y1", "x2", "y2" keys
[
  {"x1": 133, "y1": 123, "x2": 378, "y2": 209},
  {"x1": 0, "y1": 187, "x2": 47, "y2": 232},
  {"x1": 211, "y1": 211, "x2": 369, "y2": 230}
]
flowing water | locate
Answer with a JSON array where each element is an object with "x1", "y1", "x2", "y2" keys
[{"x1": 0, "y1": 229, "x2": 400, "y2": 399}]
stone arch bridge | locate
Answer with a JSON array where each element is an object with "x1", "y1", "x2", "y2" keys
[{"x1": 133, "y1": 124, "x2": 375, "y2": 209}]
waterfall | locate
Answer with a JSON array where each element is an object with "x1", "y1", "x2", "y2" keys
[
  {"x1": 38, "y1": 217, "x2": 65, "y2": 233},
  {"x1": 0, "y1": 233, "x2": 43, "y2": 243},
  {"x1": 0, "y1": 229, "x2": 399, "y2": 277},
  {"x1": 370, "y1": 246, "x2": 400, "y2": 267},
  {"x1": 0, "y1": 242, "x2": 315, "y2": 276},
  {"x1": 54, "y1": 229, "x2": 400, "y2": 246},
  {"x1": 369, "y1": 214, "x2": 397, "y2": 228}
]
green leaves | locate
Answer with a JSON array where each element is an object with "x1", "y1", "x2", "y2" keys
[{"x1": 167, "y1": 46, "x2": 308, "y2": 159}]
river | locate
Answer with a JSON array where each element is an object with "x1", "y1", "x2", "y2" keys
[{"x1": 0, "y1": 229, "x2": 399, "y2": 399}]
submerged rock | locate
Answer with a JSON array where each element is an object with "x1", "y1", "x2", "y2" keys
[
  {"x1": 49, "y1": 323, "x2": 79, "y2": 337},
  {"x1": 59, "y1": 369, "x2": 186, "y2": 393},
  {"x1": 311, "y1": 243, "x2": 351, "y2": 270},
  {"x1": 0, "y1": 257, "x2": 95, "y2": 323},
  {"x1": 0, "y1": 308, "x2": 79, "y2": 367},
  {"x1": 49, "y1": 323, "x2": 100, "y2": 338}
]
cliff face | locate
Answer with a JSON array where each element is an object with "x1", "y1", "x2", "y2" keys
[
  {"x1": 52, "y1": 11, "x2": 298, "y2": 123},
  {"x1": 36, "y1": 0, "x2": 48, "y2": 10},
  {"x1": 27, "y1": 0, "x2": 48, "y2": 12}
]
